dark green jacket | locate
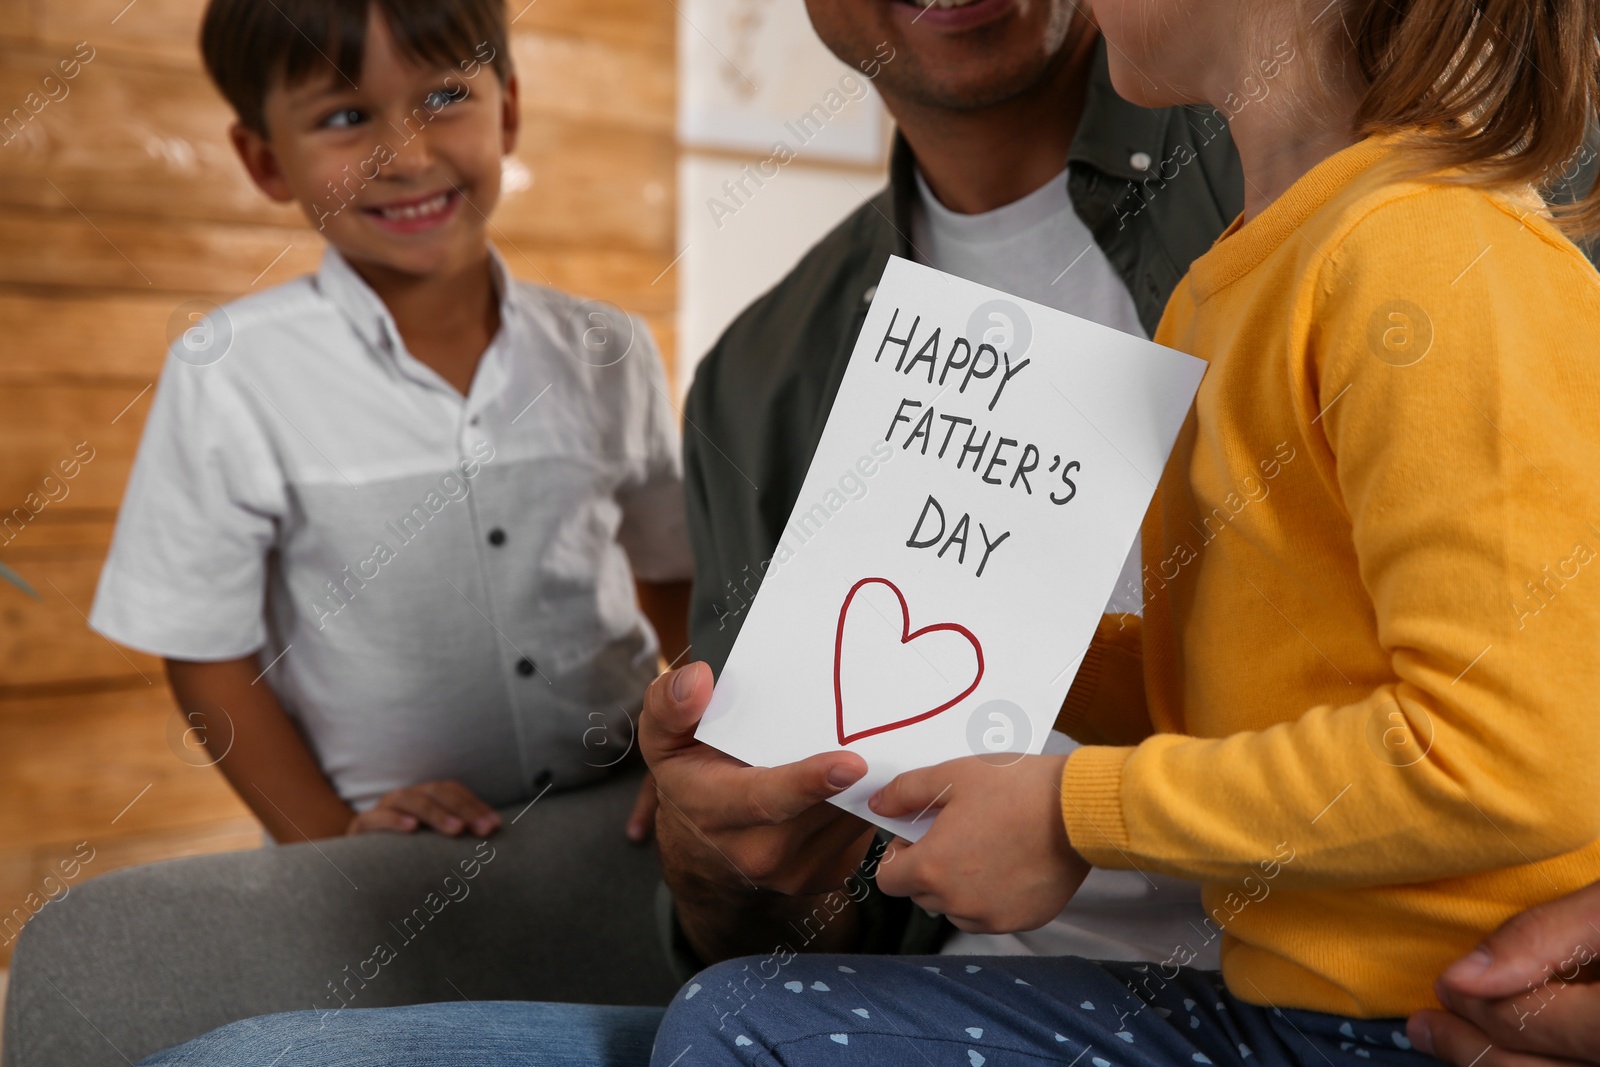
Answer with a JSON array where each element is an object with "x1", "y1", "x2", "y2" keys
[{"x1": 667, "y1": 40, "x2": 1600, "y2": 976}]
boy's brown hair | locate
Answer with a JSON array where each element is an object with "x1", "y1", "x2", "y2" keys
[
  {"x1": 200, "y1": 0, "x2": 513, "y2": 136},
  {"x1": 1344, "y1": 0, "x2": 1600, "y2": 235}
]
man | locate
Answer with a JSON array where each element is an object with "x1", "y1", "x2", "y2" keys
[{"x1": 655, "y1": 0, "x2": 1240, "y2": 971}]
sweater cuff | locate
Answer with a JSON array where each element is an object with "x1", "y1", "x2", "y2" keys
[{"x1": 1061, "y1": 745, "x2": 1135, "y2": 866}]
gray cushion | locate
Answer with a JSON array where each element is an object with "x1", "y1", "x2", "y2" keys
[{"x1": 2, "y1": 767, "x2": 678, "y2": 1067}]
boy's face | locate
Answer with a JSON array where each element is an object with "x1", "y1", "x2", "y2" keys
[{"x1": 230, "y1": 8, "x2": 517, "y2": 281}]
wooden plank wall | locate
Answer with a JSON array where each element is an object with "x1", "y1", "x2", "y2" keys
[{"x1": 0, "y1": 0, "x2": 677, "y2": 968}]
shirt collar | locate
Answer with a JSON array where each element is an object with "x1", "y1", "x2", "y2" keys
[
  {"x1": 913, "y1": 163, "x2": 1073, "y2": 243},
  {"x1": 313, "y1": 244, "x2": 516, "y2": 361}
]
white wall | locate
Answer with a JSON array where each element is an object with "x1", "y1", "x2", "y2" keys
[
  {"x1": 674, "y1": 0, "x2": 891, "y2": 396},
  {"x1": 676, "y1": 155, "x2": 885, "y2": 395}
]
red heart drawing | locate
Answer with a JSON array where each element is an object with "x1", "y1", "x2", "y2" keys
[{"x1": 833, "y1": 577, "x2": 984, "y2": 745}]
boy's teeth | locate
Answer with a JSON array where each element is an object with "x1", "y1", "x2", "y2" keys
[{"x1": 378, "y1": 192, "x2": 450, "y2": 221}]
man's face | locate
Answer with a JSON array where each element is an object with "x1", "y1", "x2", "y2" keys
[
  {"x1": 804, "y1": 0, "x2": 1081, "y2": 111},
  {"x1": 240, "y1": 8, "x2": 517, "y2": 281}
]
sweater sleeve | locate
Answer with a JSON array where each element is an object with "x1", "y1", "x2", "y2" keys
[
  {"x1": 1054, "y1": 613, "x2": 1153, "y2": 746},
  {"x1": 1062, "y1": 190, "x2": 1600, "y2": 888}
]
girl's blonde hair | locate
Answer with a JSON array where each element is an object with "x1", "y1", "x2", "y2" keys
[{"x1": 1341, "y1": 0, "x2": 1600, "y2": 235}]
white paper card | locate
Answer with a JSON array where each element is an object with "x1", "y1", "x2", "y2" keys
[{"x1": 695, "y1": 256, "x2": 1204, "y2": 840}]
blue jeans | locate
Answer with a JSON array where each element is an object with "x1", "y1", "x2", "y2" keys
[
  {"x1": 134, "y1": 1000, "x2": 666, "y2": 1067},
  {"x1": 653, "y1": 955, "x2": 1431, "y2": 1067}
]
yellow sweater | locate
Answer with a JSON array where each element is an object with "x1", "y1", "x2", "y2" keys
[{"x1": 1058, "y1": 133, "x2": 1600, "y2": 1017}]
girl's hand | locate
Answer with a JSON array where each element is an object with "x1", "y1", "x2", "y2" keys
[{"x1": 869, "y1": 753, "x2": 1090, "y2": 933}]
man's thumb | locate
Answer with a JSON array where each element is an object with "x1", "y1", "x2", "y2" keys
[
  {"x1": 1440, "y1": 885, "x2": 1600, "y2": 998},
  {"x1": 641, "y1": 662, "x2": 713, "y2": 750}
]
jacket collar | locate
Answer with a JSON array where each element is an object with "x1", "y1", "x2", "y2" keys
[{"x1": 1069, "y1": 36, "x2": 1173, "y2": 183}]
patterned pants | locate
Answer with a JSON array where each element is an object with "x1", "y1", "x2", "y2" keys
[{"x1": 652, "y1": 955, "x2": 1431, "y2": 1067}]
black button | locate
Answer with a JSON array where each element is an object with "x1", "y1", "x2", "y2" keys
[
  {"x1": 487, "y1": 527, "x2": 506, "y2": 546},
  {"x1": 516, "y1": 657, "x2": 535, "y2": 676}
]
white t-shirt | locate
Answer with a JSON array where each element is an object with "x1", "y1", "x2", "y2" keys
[
  {"x1": 91, "y1": 247, "x2": 692, "y2": 810},
  {"x1": 912, "y1": 167, "x2": 1146, "y2": 616},
  {"x1": 913, "y1": 167, "x2": 1215, "y2": 968}
]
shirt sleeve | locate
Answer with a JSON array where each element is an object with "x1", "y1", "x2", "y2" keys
[
  {"x1": 90, "y1": 347, "x2": 286, "y2": 660},
  {"x1": 615, "y1": 317, "x2": 693, "y2": 583},
  {"x1": 1062, "y1": 191, "x2": 1600, "y2": 888}
]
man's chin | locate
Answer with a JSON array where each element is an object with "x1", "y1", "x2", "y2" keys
[{"x1": 871, "y1": 0, "x2": 1082, "y2": 111}]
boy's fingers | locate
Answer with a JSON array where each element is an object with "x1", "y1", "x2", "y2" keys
[
  {"x1": 385, "y1": 789, "x2": 467, "y2": 835},
  {"x1": 627, "y1": 774, "x2": 659, "y2": 842},
  {"x1": 739, "y1": 751, "x2": 867, "y2": 827},
  {"x1": 425, "y1": 781, "x2": 502, "y2": 834},
  {"x1": 868, "y1": 765, "x2": 954, "y2": 819},
  {"x1": 350, "y1": 809, "x2": 418, "y2": 835},
  {"x1": 640, "y1": 662, "x2": 713, "y2": 760}
]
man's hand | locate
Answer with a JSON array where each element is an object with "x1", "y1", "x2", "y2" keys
[
  {"x1": 870, "y1": 753, "x2": 1089, "y2": 934},
  {"x1": 643, "y1": 662, "x2": 876, "y2": 961},
  {"x1": 1409, "y1": 880, "x2": 1600, "y2": 1066},
  {"x1": 626, "y1": 771, "x2": 659, "y2": 843},
  {"x1": 348, "y1": 779, "x2": 503, "y2": 838}
]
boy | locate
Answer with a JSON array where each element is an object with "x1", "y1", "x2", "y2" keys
[{"x1": 90, "y1": 0, "x2": 689, "y2": 844}]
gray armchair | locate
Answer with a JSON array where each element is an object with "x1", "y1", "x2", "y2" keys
[{"x1": 1, "y1": 767, "x2": 680, "y2": 1067}]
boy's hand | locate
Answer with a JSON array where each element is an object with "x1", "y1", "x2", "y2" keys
[
  {"x1": 1408, "y1": 879, "x2": 1600, "y2": 1066},
  {"x1": 348, "y1": 780, "x2": 502, "y2": 838},
  {"x1": 870, "y1": 753, "x2": 1089, "y2": 934},
  {"x1": 627, "y1": 771, "x2": 659, "y2": 843}
]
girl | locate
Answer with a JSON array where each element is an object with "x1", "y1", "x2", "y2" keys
[{"x1": 652, "y1": 0, "x2": 1600, "y2": 1063}]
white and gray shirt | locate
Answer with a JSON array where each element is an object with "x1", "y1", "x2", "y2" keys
[{"x1": 92, "y1": 247, "x2": 691, "y2": 810}]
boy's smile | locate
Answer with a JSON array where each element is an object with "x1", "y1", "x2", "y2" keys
[
  {"x1": 227, "y1": 5, "x2": 518, "y2": 284},
  {"x1": 361, "y1": 188, "x2": 464, "y2": 235}
]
